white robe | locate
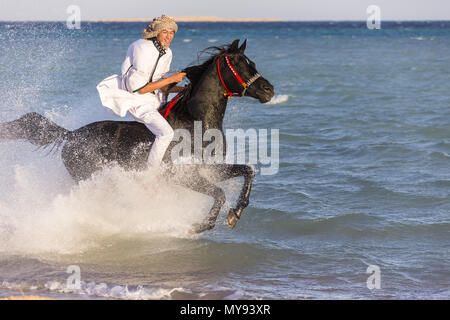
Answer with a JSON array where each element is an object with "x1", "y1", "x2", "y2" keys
[{"x1": 96, "y1": 39, "x2": 172, "y2": 118}]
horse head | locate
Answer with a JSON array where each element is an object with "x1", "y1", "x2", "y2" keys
[
  {"x1": 182, "y1": 39, "x2": 274, "y2": 104},
  {"x1": 218, "y1": 39, "x2": 274, "y2": 103}
]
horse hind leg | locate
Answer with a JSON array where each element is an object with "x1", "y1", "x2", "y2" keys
[
  {"x1": 173, "y1": 168, "x2": 227, "y2": 233},
  {"x1": 193, "y1": 181, "x2": 226, "y2": 233}
]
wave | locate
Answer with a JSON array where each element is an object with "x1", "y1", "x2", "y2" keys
[
  {"x1": 1, "y1": 279, "x2": 244, "y2": 300},
  {"x1": 245, "y1": 211, "x2": 450, "y2": 239},
  {"x1": 265, "y1": 94, "x2": 289, "y2": 105},
  {"x1": 410, "y1": 37, "x2": 435, "y2": 41},
  {"x1": 0, "y1": 280, "x2": 190, "y2": 300},
  {"x1": 429, "y1": 151, "x2": 450, "y2": 160},
  {"x1": 45, "y1": 281, "x2": 188, "y2": 300}
]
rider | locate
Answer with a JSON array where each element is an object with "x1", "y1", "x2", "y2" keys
[{"x1": 97, "y1": 15, "x2": 186, "y2": 172}]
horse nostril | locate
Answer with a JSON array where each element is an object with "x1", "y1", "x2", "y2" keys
[{"x1": 262, "y1": 85, "x2": 273, "y2": 93}]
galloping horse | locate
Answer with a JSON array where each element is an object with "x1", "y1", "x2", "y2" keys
[{"x1": 0, "y1": 39, "x2": 274, "y2": 233}]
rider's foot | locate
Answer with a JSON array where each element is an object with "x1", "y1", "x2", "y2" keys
[{"x1": 141, "y1": 166, "x2": 161, "y2": 195}]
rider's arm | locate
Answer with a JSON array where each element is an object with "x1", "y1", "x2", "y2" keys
[{"x1": 137, "y1": 73, "x2": 186, "y2": 94}]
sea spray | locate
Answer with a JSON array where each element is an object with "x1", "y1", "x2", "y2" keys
[
  {"x1": 265, "y1": 94, "x2": 289, "y2": 105},
  {"x1": 0, "y1": 164, "x2": 217, "y2": 255}
]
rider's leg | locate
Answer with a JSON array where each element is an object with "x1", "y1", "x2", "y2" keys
[
  {"x1": 143, "y1": 111, "x2": 174, "y2": 169},
  {"x1": 130, "y1": 105, "x2": 174, "y2": 170}
]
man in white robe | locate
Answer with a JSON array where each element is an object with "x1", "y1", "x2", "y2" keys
[{"x1": 96, "y1": 15, "x2": 186, "y2": 171}]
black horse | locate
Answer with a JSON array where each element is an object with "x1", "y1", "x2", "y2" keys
[{"x1": 0, "y1": 39, "x2": 274, "y2": 233}]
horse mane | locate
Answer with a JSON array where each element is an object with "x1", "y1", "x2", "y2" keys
[
  {"x1": 170, "y1": 43, "x2": 233, "y2": 112},
  {"x1": 182, "y1": 44, "x2": 230, "y2": 86}
]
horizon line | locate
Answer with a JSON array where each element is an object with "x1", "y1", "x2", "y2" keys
[{"x1": 1, "y1": 19, "x2": 450, "y2": 22}]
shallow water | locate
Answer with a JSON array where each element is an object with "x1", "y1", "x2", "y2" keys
[{"x1": 0, "y1": 21, "x2": 449, "y2": 299}]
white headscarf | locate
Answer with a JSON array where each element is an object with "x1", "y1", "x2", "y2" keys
[{"x1": 142, "y1": 15, "x2": 178, "y2": 39}]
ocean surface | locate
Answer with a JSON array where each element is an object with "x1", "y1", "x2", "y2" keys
[{"x1": 0, "y1": 21, "x2": 449, "y2": 300}]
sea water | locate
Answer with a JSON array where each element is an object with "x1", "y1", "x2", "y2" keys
[{"x1": 0, "y1": 21, "x2": 449, "y2": 299}]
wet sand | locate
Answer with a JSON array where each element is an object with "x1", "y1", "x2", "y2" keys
[{"x1": 0, "y1": 295, "x2": 54, "y2": 300}]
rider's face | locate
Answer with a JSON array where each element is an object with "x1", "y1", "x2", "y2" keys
[{"x1": 157, "y1": 29, "x2": 175, "y2": 49}]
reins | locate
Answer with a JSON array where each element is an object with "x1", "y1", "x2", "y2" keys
[{"x1": 162, "y1": 86, "x2": 186, "y2": 118}]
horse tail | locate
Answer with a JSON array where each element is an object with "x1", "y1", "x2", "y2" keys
[{"x1": 0, "y1": 112, "x2": 70, "y2": 150}]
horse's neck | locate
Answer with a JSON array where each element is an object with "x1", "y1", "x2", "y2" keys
[{"x1": 185, "y1": 65, "x2": 228, "y2": 128}]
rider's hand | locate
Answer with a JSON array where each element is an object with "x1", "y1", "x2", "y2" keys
[{"x1": 170, "y1": 72, "x2": 186, "y2": 83}]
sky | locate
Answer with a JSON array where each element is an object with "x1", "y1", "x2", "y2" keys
[{"x1": 1, "y1": 0, "x2": 450, "y2": 21}]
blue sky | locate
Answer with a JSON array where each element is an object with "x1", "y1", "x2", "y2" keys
[{"x1": 1, "y1": 0, "x2": 450, "y2": 21}]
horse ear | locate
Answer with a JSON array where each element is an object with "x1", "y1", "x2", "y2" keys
[
  {"x1": 239, "y1": 39, "x2": 247, "y2": 53},
  {"x1": 229, "y1": 39, "x2": 240, "y2": 53}
]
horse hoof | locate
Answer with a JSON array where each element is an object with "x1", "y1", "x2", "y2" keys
[
  {"x1": 190, "y1": 222, "x2": 215, "y2": 234},
  {"x1": 227, "y1": 208, "x2": 241, "y2": 229}
]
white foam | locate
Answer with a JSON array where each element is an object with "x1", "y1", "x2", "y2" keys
[
  {"x1": 183, "y1": 39, "x2": 192, "y2": 43},
  {"x1": 42, "y1": 280, "x2": 190, "y2": 300},
  {"x1": 410, "y1": 36, "x2": 434, "y2": 41},
  {"x1": 265, "y1": 94, "x2": 289, "y2": 105},
  {"x1": 0, "y1": 164, "x2": 213, "y2": 255}
]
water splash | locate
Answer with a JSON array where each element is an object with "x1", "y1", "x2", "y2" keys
[
  {"x1": 0, "y1": 164, "x2": 213, "y2": 255},
  {"x1": 265, "y1": 94, "x2": 289, "y2": 105}
]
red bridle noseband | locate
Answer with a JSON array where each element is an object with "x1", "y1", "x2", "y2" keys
[{"x1": 217, "y1": 55, "x2": 261, "y2": 99}]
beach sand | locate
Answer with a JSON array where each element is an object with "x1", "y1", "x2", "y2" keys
[{"x1": 0, "y1": 296, "x2": 54, "y2": 300}]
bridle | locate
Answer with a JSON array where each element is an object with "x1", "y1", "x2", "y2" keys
[
  {"x1": 217, "y1": 54, "x2": 261, "y2": 99},
  {"x1": 162, "y1": 53, "x2": 262, "y2": 119}
]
